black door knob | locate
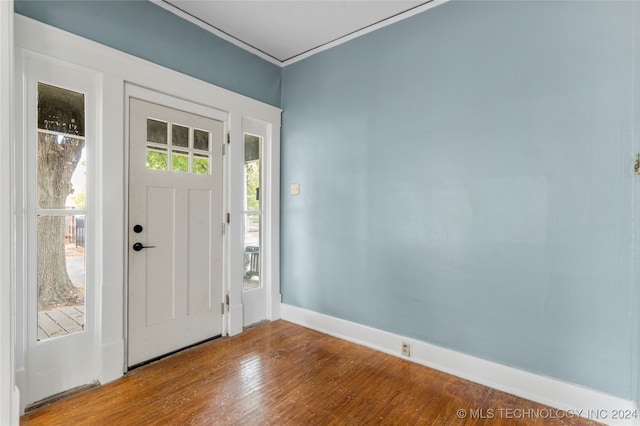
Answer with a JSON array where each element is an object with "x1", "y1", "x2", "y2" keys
[
  {"x1": 133, "y1": 242, "x2": 156, "y2": 251},
  {"x1": 133, "y1": 224, "x2": 143, "y2": 233}
]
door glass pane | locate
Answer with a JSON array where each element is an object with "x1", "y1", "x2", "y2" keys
[
  {"x1": 172, "y1": 124, "x2": 189, "y2": 148},
  {"x1": 244, "y1": 134, "x2": 261, "y2": 211},
  {"x1": 37, "y1": 83, "x2": 85, "y2": 210},
  {"x1": 145, "y1": 123, "x2": 212, "y2": 175},
  {"x1": 194, "y1": 129, "x2": 209, "y2": 151},
  {"x1": 172, "y1": 150, "x2": 189, "y2": 172},
  {"x1": 147, "y1": 119, "x2": 167, "y2": 144},
  {"x1": 37, "y1": 215, "x2": 86, "y2": 341},
  {"x1": 193, "y1": 154, "x2": 209, "y2": 175},
  {"x1": 146, "y1": 147, "x2": 168, "y2": 170},
  {"x1": 243, "y1": 214, "x2": 261, "y2": 291}
]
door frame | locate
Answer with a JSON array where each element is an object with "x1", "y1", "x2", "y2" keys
[
  {"x1": 0, "y1": 0, "x2": 17, "y2": 423},
  {"x1": 13, "y1": 15, "x2": 281, "y2": 414}
]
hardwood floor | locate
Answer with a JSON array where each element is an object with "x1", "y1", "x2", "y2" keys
[{"x1": 21, "y1": 320, "x2": 599, "y2": 425}]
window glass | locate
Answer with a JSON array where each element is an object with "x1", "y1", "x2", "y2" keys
[
  {"x1": 37, "y1": 84, "x2": 86, "y2": 210},
  {"x1": 243, "y1": 133, "x2": 263, "y2": 292},
  {"x1": 172, "y1": 124, "x2": 189, "y2": 148},
  {"x1": 172, "y1": 151, "x2": 189, "y2": 173},
  {"x1": 36, "y1": 82, "x2": 87, "y2": 340},
  {"x1": 146, "y1": 119, "x2": 167, "y2": 144},
  {"x1": 194, "y1": 129, "x2": 210, "y2": 151},
  {"x1": 146, "y1": 147, "x2": 168, "y2": 171},
  {"x1": 145, "y1": 120, "x2": 211, "y2": 175},
  {"x1": 244, "y1": 134, "x2": 261, "y2": 211},
  {"x1": 193, "y1": 154, "x2": 209, "y2": 175}
]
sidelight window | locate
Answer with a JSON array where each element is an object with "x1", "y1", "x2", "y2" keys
[
  {"x1": 243, "y1": 134, "x2": 262, "y2": 291},
  {"x1": 36, "y1": 83, "x2": 87, "y2": 341}
]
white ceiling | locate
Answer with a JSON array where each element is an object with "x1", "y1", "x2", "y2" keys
[{"x1": 156, "y1": 0, "x2": 446, "y2": 66}]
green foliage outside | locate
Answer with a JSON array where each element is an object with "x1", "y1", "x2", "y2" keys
[
  {"x1": 146, "y1": 149, "x2": 209, "y2": 175},
  {"x1": 146, "y1": 149, "x2": 167, "y2": 170},
  {"x1": 193, "y1": 156, "x2": 209, "y2": 175},
  {"x1": 172, "y1": 153, "x2": 188, "y2": 172},
  {"x1": 245, "y1": 161, "x2": 260, "y2": 211},
  {"x1": 70, "y1": 192, "x2": 85, "y2": 209}
]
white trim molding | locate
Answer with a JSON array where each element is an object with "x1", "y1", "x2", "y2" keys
[
  {"x1": 0, "y1": 0, "x2": 18, "y2": 423},
  {"x1": 280, "y1": 0, "x2": 449, "y2": 67},
  {"x1": 281, "y1": 304, "x2": 640, "y2": 426}
]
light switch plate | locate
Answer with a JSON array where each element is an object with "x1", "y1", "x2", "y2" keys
[{"x1": 290, "y1": 183, "x2": 300, "y2": 195}]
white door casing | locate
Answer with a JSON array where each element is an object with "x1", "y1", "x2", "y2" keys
[
  {"x1": 127, "y1": 96, "x2": 226, "y2": 366},
  {"x1": 0, "y1": 0, "x2": 17, "y2": 423}
]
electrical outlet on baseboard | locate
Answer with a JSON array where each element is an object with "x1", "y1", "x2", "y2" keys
[{"x1": 401, "y1": 341, "x2": 410, "y2": 357}]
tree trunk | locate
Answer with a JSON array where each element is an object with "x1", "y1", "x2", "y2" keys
[
  {"x1": 37, "y1": 216, "x2": 82, "y2": 308},
  {"x1": 37, "y1": 132, "x2": 84, "y2": 309}
]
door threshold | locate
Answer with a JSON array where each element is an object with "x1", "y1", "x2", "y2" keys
[
  {"x1": 25, "y1": 381, "x2": 100, "y2": 413},
  {"x1": 128, "y1": 334, "x2": 222, "y2": 371},
  {"x1": 243, "y1": 319, "x2": 270, "y2": 331}
]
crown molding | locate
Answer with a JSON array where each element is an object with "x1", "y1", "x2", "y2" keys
[{"x1": 151, "y1": 0, "x2": 449, "y2": 68}]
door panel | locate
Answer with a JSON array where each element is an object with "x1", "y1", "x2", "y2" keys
[
  {"x1": 145, "y1": 186, "x2": 176, "y2": 326},
  {"x1": 128, "y1": 98, "x2": 224, "y2": 367},
  {"x1": 188, "y1": 189, "x2": 213, "y2": 315}
]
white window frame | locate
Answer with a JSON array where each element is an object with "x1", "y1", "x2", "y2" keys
[
  {"x1": 236, "y1": 118, "x2": 280, "y2": 327},
  {"x1": 19, "y1": 53, "x2": 100, "y2": 407}
]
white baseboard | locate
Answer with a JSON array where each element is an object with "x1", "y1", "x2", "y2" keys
[
  {"x1": 281, "y1": 304, "x2": 639, "y2": 426},
  {"x1": 11, "y1": 386, "x2": 20, "y2": 425},
  {"x1": 14, "y1": 368, "x2": 25, "y2": 414},
  {"x1": 99, "y1": 339, "x2": 125, "y2": 385}
]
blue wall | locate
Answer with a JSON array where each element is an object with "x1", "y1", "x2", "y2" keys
[
  {"x1": 14, "y1": 0, "x2": 282, "y2": 107},
  {"x1": 281, "y1": 0, "x2": 637, "y2": 400}
]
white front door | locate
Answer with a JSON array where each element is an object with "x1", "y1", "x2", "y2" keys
[{"x1": 128, "y1": 97, "x2": 225, "y2": 367}]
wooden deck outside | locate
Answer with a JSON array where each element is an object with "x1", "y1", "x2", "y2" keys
[
  {"x1": 21, "y1": 320, "x2": 600, "y2": 425},
  {"x1": 37, "y1": 305, "x2": 84, "y2": 341}
]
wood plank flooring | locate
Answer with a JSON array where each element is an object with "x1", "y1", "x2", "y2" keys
[{"x1": 21, "y1": 320, "x2": 599, "y2": 425}]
